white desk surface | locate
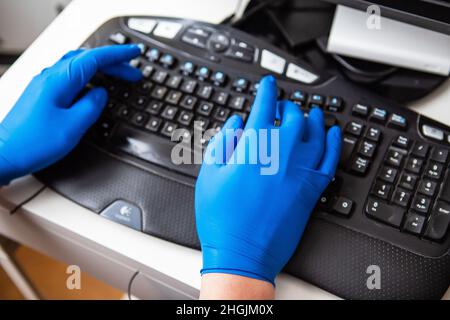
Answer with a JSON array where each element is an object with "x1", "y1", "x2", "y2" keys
[{"x1": 0, "y1": 0, "x2": 448, "y2": 300}]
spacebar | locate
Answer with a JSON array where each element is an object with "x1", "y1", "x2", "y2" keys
[{"x1": 110, "y1": 124, "x2": 200, "y2": 178}]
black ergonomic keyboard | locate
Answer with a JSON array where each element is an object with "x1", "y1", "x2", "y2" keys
[{"x1": 35, "y1": 17, "x2": 450, "y2": 299}]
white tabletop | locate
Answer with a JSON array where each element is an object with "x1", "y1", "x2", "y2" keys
[{"x1": 0, "y1": 0, "x2": 448, "y2": 300}]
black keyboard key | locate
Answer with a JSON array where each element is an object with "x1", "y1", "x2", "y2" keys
[
  {"x1": 403, "y1": 212, "x2": 426, "y2": 235},
  {"x1": 161, "y1": 122, "x2": 178, "y2": 138},
  {"x1": 411, "y1": 194, "x2": 431, "y2": 214},
  {"x1": 233, "y1": 78, "x2": 249, "y2": 92},
  {"x1": 180, "y1": 79, "x2": 198, "y2": 94},
  {"x1": 340, "y1": 136, "x2": 357, "y2": 167},
  {"x1": 345, "y1": 121, "x2": 364, "y2": 137},
  {"x1": 424, "y1": 201, "x2": 450, "y2": 241},
  {"x1": 366, "y1": 197, "x2": 404, "y2": 227},
  {"x1": 109, "y1": 32, "x2": 128, "y2": 44},
  {"x1": 229, "y1": 95, "x2": 246, "y2": 110},
  {"x1": 131, "y1": 96, "x2": 148, "y2": 109},
  {"x1": 161, "y1": 105, "x2": 178, "y2": 120},
  {"x1": 358, "y1": 140, "x2": 377, "y2": 158},
  {"x1": 137, "y1": 81, "x2": 153, "y2": 94},
  {"x1": 160, "y1": 53, "x2": 176, "y2": 68},
  {"x1": 146, "y1": 48, "x2": 160, "y2": 62},
  {"x1": 211, "y1": 71, "x2": 227, "y2": 86},
  {"x1": 371, "y1": 181, "x2": 392, "y2": 200},
  {"x1": 351, "y1": 156, "x2": 370, "y2": 175},
  {"x1": 111, "y1": 124, "x2": 199, "y2": 177},
  {"x1": 385, "y1": 147, "x2": 406, "y2": 167},
  {"x1": 326, "y1": 96, "x2": 343, "y2": 112},
  {"x1": 165, "y1": 90, "x2": 183, "y2": 105},
  {"x1": 141, "y1": 65, "x2": 154, "y2": 78},
  {"x1": 196, "y1": 66, "x2": 210, "y2": 80},
  {"x1": 352, "y1": 104, "x2": 370, "y2": 118},
  {"x1": 151, "y1": 86, "x2": 168, "y2": 100},
  {"x1": 214, "y1": 107, "x2": 230, "y2": 122},
  {"x1": 131, "y1": 112, "x2": 148, "y2": 127},
  {"x1": 180, "y1": 61, "x2": 196, "y2": 75},
  {"x1": 431, "y1": 147, "x2": 449, "y2": 163},
  {"x1": 197, "y1": 84, "x2": 214, "y2": 99},
  {"x1": 405, "y1": 157, "x2": 423, "y2": 174},
  {"x1": 369, "y1": 107, "x2": 387, "y2": 124},
  {"x1": 180, "y1": 95, "x2": 197, "y2": 110},
  {"x1": 211, "y1": 122, "x2": 224, "y2": 132},
  {"x1": 152, "y1": 70, "x2": 168, "y2": 84},
  {"x1": 332, "y1": 197, "x2": 353, "y2": 216},
  {"x1": 194, "y1": 117, "x2": 210, "y2": 131},
  {"x1": 118, "y1": 88, "x2": 132, "y2": 101},
  {"x1": 365, "y1": 127, "x2": 381, "y2": 142},
  {"x1": 424, "y1": 162, "x2": 444, "y2": 179},
  {"x1": 177, "y1": 111, "x2": 194, "y2": 126},
  {"x1": 418, "y1": 180, "x2": 438, "y2": 197},
  {"x1": 213, "y1": 91, "x2": 229, "y2": 106},
  {"x1": 145, "y1": 117, "x2": 162, "y2": 132},
  {"x1": 393, "y1": 135, "x2": 410, "y2": 149},
  {"x1": 309, "y1": 94, "x2": 324, "y2": 106},
  {"x1": 166, "y1": 75, "x2": 183, "y2": 89},
  {"x1": 411, "y1": 142, "x2": 429, "y2": 158},
  {"x1": 197, "y1": 102, "x2": 214, "y2": 116},
  {"x1": 146, "y1": 101, "x2": 163, "y2": 115},
  {"x1": 387, "y1": 113, "x2": 407, "y2": 130},
  {"x1": 392, "y1": 189, "x2": 411, "y2": 207},
  {"x1": 117, "y1": 106, "x2": 132, "y2": 119},
  {"x1": 378, "y1": 166, "x2": 398, "y2": 183},
  {"x1": 399, "y1": 172, "x2": 418, "y2": 190}
]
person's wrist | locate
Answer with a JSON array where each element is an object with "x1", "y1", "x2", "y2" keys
[{"x1": 201, "y1": 244, "x2": 279, "y2": 285}]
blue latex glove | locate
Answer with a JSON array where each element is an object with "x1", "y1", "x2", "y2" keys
[
  {"x1": 195, "y1": 75, "x2": 342, "y2": 284},
  {"x1": 0, "y1": 45, "x2": 142, "y2": 185}
]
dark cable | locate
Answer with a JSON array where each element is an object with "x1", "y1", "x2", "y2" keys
[{"x1": 128, "y1": 271, "x2": 140, "y2": 300}]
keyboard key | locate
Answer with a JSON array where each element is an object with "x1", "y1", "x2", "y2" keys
[
  {"x1": 418, "y1": 180, "x2": 437, "y2": 197},
  {"x1": 411, "y1": 194, "x2": 431, "y2": 214},
  {"x1": 422, "y1": 124, "x2": 444, "y2": 141},
  {"x1": 166, "y1": 75, "x2": 183, "y2": 89},
  {"x1": 146, "y1": 48, "x2": 161, "y2": 62},
  {"x1": 145, "y1": 117, "x2": 162, "y2": 132},
  {"x1": 146, "y1": 101, "x2": 163, "y2": 115},
  {"x1": 177, "y1": 111, "x2": 194, "y2": 126},
  {"x1": 211, "y1": 122, "x2": 224, "y2": 132},
  {"x1": 366, "y1": 197, "x2": 404, "y2": 227},
  {"x1": 225, "y1": 46, "x2": 254, "y2": 62},
  {"x1": 160, "y1": 54, "x2": 176, "y2": 68},
  {"x1": 141, "y1": 65, "x2": 154, "y2": 78},
  {"x1": 197, "y1": 102, "x2": 214, "y2": 116},
  {"x1": 309, "y1": 94, "x2": 324, "y2": 106},
  {"x1": 214, "y1": 107, "x2": 230, "y2": 122},
  {"x1": 424, "y1": 201, "x2": 450, "y2": 241},
  {"x1": 151, "y1": 86, "x2": 168, "y2": 100},
  {"x1": 117, "y1": 106, "x2": 133, "y2": 119},
  {"x1": 137, "y1": 81, "x2": 153, "y2": 94},
  {"x1": 345, "y1": 121, "x2": 364, "y2": 137},
  {"x1": 165, "y1": 90, "x2": 183, "y2": 105},
  {"x1": 129, "y1": 58, "x2": 140, "y2": 68},
  {"x1": 431, "y1": 147, "x2": 449, "y2": 163},
  {"x1": 180, "y1": 61, "x2": 196, "y2": 75},
  {"x1": 180, "y1": 79, "x2": 198, "y2": 94},
  {"x1": 233, "y1": 78, "x2": 249, "y2": 92},
  {"x1": 332, "y1": 197, "x2": 353, "y2": 216},
  {"x1": 161, "y1": 105, "x2": 178, "y2": 120},
  {"x1": 194, "y1": 117, "x2": 210, "y2": 131},
  {"x1": 152, "y1": 70, "x2": 168, "y2": 84},
  {"x1": 180, "y1": 95, "x2": 197, "y2": 110},
  {"x1": 371, "y1": 181, "x2": 392, "y2": 200},
  {"x1": 393, "y1": 135, "x2": 410, "y2": 149},
  {"x1": 197, "y1": 84, "x2": 214, "y2": 99},
  {"x1": 385, "y1": 148, "x2": 406, "y2": 167},
  {"x1": 290, "y1": 90, "x2": 307, "y2": 103},
  {"x1": 229, "y1": 96, "x2": 246, "y2": 110},
  {"x1": 403, "y1": 212, "x2": 426, "y2": 235},
  {"x1": 358, "y1": 140, "x2": 377, "y2": 158},
  {"x1": 352, "y1": 104, "x2": 370, "y2": 118},
  {"x1": 131, "y1": 112, "x2": 148, "y2": 127},
  {"x1": 411, "y1": 142, "x2": 429, "y2": 158},
  {"x1": 387, "y1": 114, "x2": 407, "y2": 130},
  {"x1": 211, "y1": 71, "x2": 227, "y2": 86},
  {"x1": 213, "y1": 91, "x2": 229, "y2": 106},
  {"x1": 131, "y1": 96, "x2": 148, "y2": 109},
  {"x1": 424, "y1": 162, "x2": 443, "y2": 179},
  {"x1": 398, "y1": 172, "x2": 418, "y2": 190},
  {"x1": 378, "y1": 166, "x2": 398, "y2": 183},
  {"x1": 109, "y1": 32, "x2": 127, "y2": 44},
  {"x1": 405, "y1": 157, "x2": 423, "y2": 174},
  {"x1": 351, "y1": 156, "x2": 370, "y2": 175},
  {"x1": 340, "y1": 136, "x2": 357, "y2": 167},
  {"x1": 161, "y1": 122, "x2": 178, "y2": 138},
  {"x1": 392, "y1": 189, "x2": 411, "y2": 207},
  {"x1": 365, "y1": 127, "x2": 381, "y2": 142},
  {"x1": 196, "y1": 66, "x2": 211, "y2": 80},
  {"x1": 118, "y1": 88, "x2": 132, "y2": 101},
  {"x1": 326, "y1": 96, "x2": 343, "y2": 112},
  {"x1": 369, "y1": 107, "x2": 388, "y2": 124}
]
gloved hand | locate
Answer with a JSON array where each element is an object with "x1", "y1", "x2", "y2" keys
[
  {"x1": 195, "y1": 75, "x2": 342, "y2": 284},
  {"x1": 0, "y1": 45, "x2": 142, "y2": 185}
]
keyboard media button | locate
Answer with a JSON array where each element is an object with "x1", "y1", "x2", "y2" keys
[{"x1": 332, "y1": 197, "x2": 353, "y2": 216}]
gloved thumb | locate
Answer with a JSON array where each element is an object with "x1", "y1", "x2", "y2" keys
[{"x1": 67, "y1": 87, "x2": 108, "y2": 135}]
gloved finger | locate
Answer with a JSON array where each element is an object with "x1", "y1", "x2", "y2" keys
[
  {"x1": 245, "y1": 75, "x2": 278, "y2": 130},
  {"x1": 101, "y1": 62, "x2": 143, "y2": 82},
  {"x1": 66, "y1": 87, "x2": 108, "y2": 135},
  {"x1": 60, "y1": 49, "x2": 85, "y2": 61},
  {"x1": 304, "y1": 107, "x2": 325, "y2": 143},
  {"x1": 204, "y1": 115, "x2": 244, "y2": 166},
  {"x1": 318, "y1": 125, "x2": 342, "y2": 177},
  {"x1": 278, "y1": 100, "x2": 305, "y2": 148}
]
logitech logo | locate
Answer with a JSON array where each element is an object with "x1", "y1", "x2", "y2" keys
[{"x1": 366, "y1": 5, "x2": 381, "y2": 30}]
